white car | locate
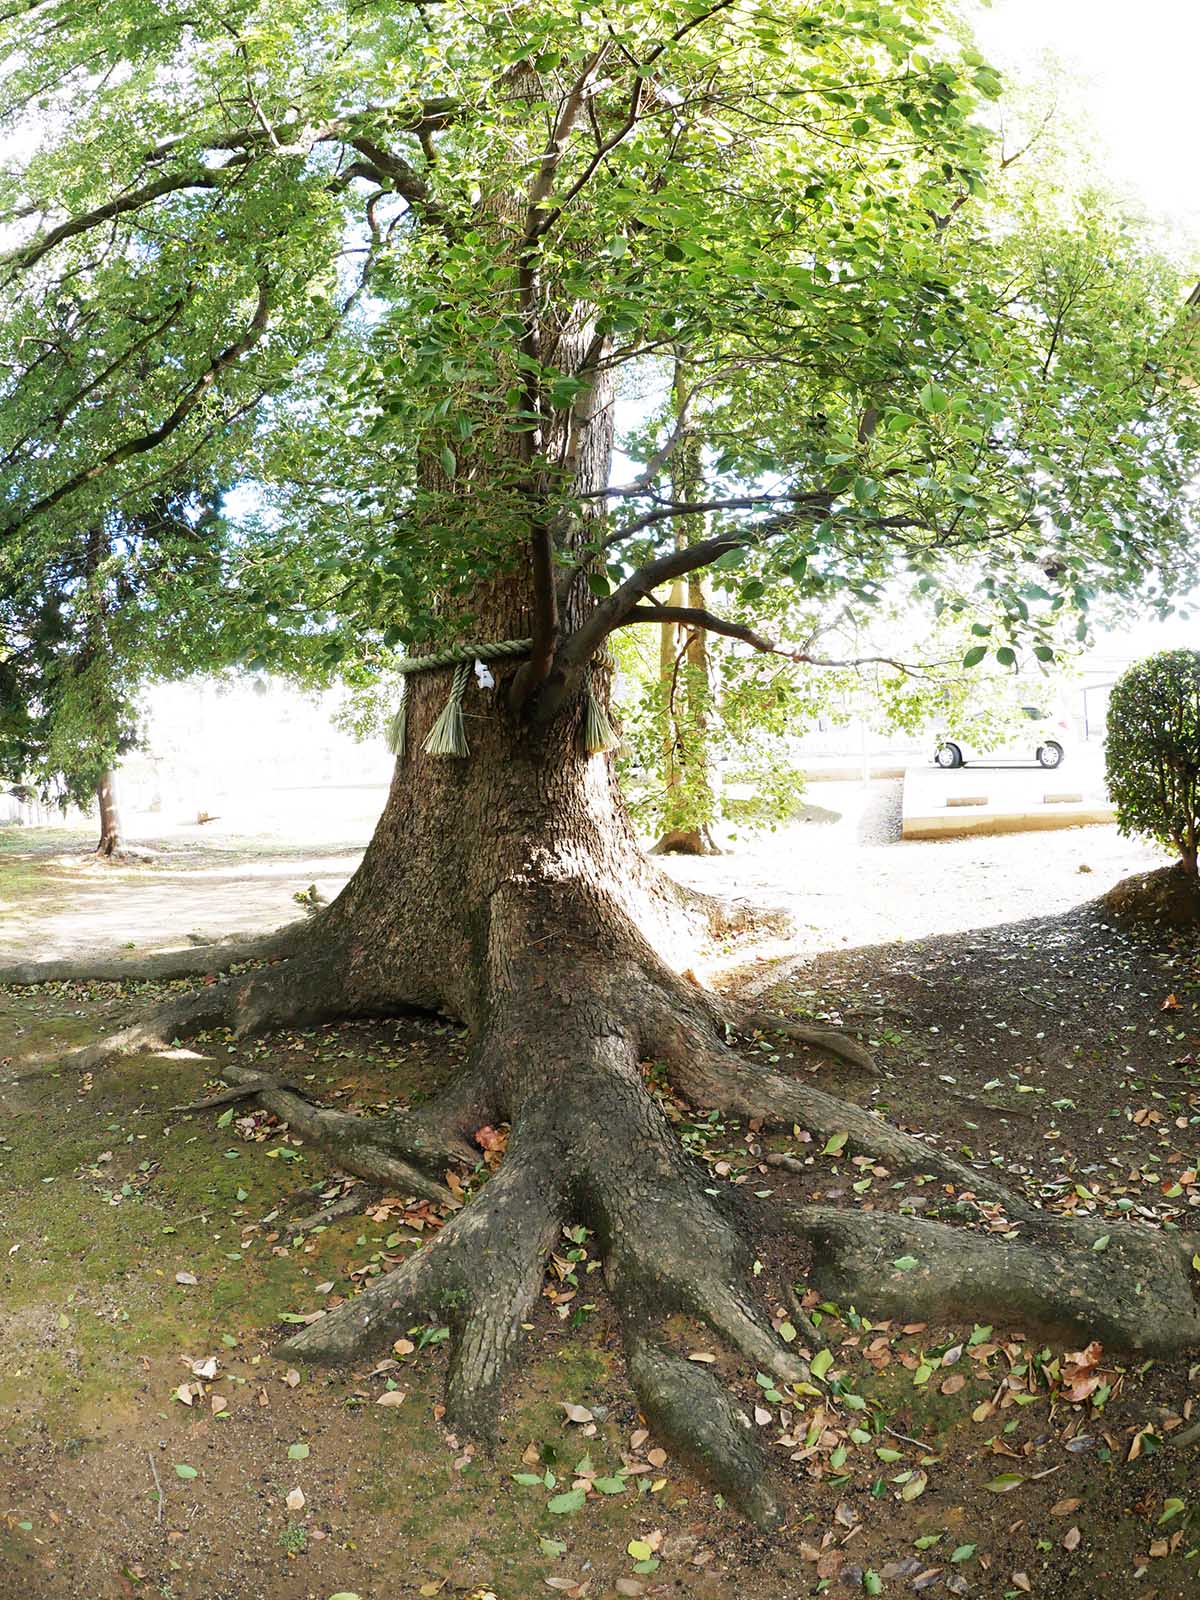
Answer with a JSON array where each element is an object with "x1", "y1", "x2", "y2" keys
[{"x1": 933, "y1": 707, "x2": 1070, "y2": 770}]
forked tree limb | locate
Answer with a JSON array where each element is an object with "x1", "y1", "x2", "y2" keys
[{"x1": 218, "y1": 1065, "x2": 465, "y2": 1205}]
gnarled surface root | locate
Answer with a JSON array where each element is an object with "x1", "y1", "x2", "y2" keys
[
  {"x1": 626, "y1": 1336, "x2": 780, "y2": 1528},
  {"x1": 738, "y1": 1008, "x2": 877, "y2": 1073},
  {"x1": 217, "y1": 1066, "x2": 463, "y2": 1206},
  {"x1": 778, "y1": 1204, "x2": 1200, "y2": 1355},
  {"x1": 672, "y1": 1045, "x2": 1038, "y2": 1219},
  {"x1": 281, "y1": 1154, "x2": 563, "y2": 1441},
  {"x1": 27, "y1": 911, "x2": 1200, "y2": 1523}
]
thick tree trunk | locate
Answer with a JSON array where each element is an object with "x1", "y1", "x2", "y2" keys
[{"x1": 95, "y1": 767, "x2": 123, "y2": 857}]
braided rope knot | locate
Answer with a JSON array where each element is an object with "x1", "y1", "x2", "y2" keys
[{"x1": 384, "y1": 636, "x2": 617, "y2": 760}]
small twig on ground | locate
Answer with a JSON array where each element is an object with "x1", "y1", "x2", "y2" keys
[
  {"x1": 147, "y1": 1451, "x2": 164, "y2": 1524},
  {"x1": 885, "y1": 1424, "x2": 937, "y2": 1454}
]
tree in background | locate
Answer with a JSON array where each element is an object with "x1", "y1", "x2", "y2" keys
[
  {"x1": 4, "y1": 0, "x2": 1200, "y2": 1519},
  {"x1": 0, "y1": 490, "x2": 237, "y2": 855},
  {"x1": 1106, "y1": 650, "x2": 1200, "y2": 877}
]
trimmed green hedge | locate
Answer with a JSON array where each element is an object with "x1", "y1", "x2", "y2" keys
[{"x1": 1106, "y1": 649, "x2": 1200, "y2": 875}]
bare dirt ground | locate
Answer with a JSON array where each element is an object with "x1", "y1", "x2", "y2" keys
[{"x1": 2, "y1": 785, "x2": 1196, "y2": 1600}]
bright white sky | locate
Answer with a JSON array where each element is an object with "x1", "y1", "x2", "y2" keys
[{"x1": 975, "y1": 0, "x2": 1200, "y2": 244}]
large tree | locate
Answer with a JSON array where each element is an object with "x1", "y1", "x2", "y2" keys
[{"x1": 4, "y1": 0, "x2": 1200, "y2": 1522}]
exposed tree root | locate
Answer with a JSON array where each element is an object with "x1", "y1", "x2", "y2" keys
[
  {"x1": 738, "y1": 1007, "x2": 877, "y2": 1073},
  {"x1": 214, "y1": 1066, "x2": 468, "y2": 1206},
  {"x1": 671, "y1": 1044, "x2": 1039, "y2": 1219},
  {"x1": 282, "y1": 1154, "x2": 563, "y2": 1442},
  {"x1": 288, "y1": 1188, "x2": 375, "y2": 1237},
  {"x1": 776, "y1": 1204, "x2": 1200, "y2": 1356},
  {"x1": 29, "y1": 916, "x2": 1200, "y2": 1524},
  {"x1": 626, "y1": 1335, "x2": 780, "y2": 1528},
  {"x1": 0, "y1": 923, "x2": 300, "y2": 987}
]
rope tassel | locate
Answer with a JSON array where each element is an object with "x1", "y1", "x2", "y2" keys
[
  {"x1": 582, "y1": 667, "x2": 619, "y2": 755},
  {"x1": 385, "y1": 688, "x2": 407, "y2": 759},
  {"x1": 422, "y1": 661, "x2": 473, "y2": 758}
]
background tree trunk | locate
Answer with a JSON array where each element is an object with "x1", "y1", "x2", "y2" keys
[
  {"x1": 651, "y1": 359, "x2": 720, "y2": 856},
  {"x1": 95, "y1": 767, "x2": 123, "y2": 857}
]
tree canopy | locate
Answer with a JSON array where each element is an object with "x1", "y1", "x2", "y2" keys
[{"x1": 2, "y1": 0, "x2": 1198, "y2": 723}]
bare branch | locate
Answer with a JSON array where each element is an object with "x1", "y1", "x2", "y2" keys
[{"x1": 621, "y1": 605, "x2": 933, "y2": 676}]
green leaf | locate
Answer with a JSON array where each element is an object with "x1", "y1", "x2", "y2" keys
[
  {"x1": 986, "y1": 1472, "x2": 1026, "y2": 1492},
  {"x1": 216, "y1": 1108, "x2": 234, "y2": 1128},
  {"x1": 439, "y1": 446, "x2": 457, "y2": 478},
  {"x1": 173, "y1": 1464, "x2": 198, "y2": 1480},
  {"x1": 592, "y1": 1476, "x2": 627, "y2": 1494},
  {"x1": 1092, "y1": 1235, "x2": 1110, "y2": 1252},
  {"x1": 951, "y1": 1544, "x2": 976, "y2": 1563},
  {"x1": 864, "y1": 1571, "x2": 883, "y2": 1596},
  {"x1": 822, "y1": 1131, "x2": 849, "y2": 1156},
  {"x1": 919, "y1": 382, "x2": 949, "y2": 414},
  {"x1": 961, "y1": 645, "x2": 987, "y2": 668},
  {"x1": 892, "y1": 1255, "x2": 919, "y2": 1272},
  {"x1": 810, "y1": 1348, "x2": 834, "y2": 1381},
  {"x1": 1158, "y1": 1498, "x2": 1186, "y2": 1525},
  {"x1": 628, "y1": 1539, "x2": 654, "y2": 1560},
  {"x1": 547, "y1": 1488, "x2": 586, "y2": 1514},
  {"x1": 288, "y1": 1442, "x2": 310, "y2": 1461}
]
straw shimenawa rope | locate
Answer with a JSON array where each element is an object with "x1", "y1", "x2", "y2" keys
[{"x1": 385, "y1": 638, "x2": 617, "y2": 759}]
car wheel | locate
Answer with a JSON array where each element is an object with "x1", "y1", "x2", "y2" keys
[
  {"x1": 1037, "y1": 741, "x2": 1064, "y2": 769},
  {"x1": 935, "y1": 742, "x2": 963, "y2": 769}
]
